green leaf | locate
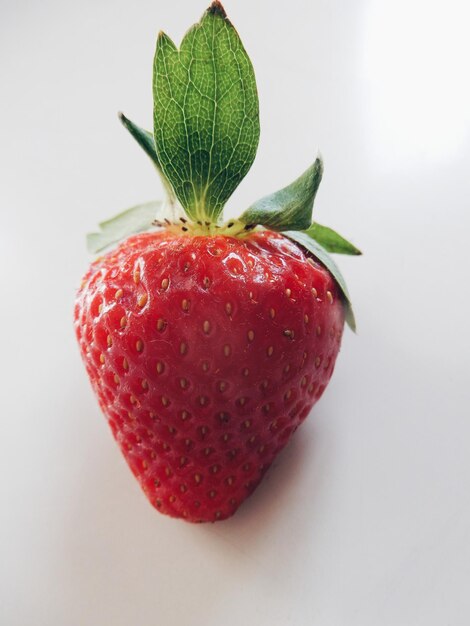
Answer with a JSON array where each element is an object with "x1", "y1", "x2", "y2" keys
[
  {"x1": 87, "y1": 201, "x2": 163, "y2": 254},
  {"x1": 119, "y1": 113, "x2": 177, "y2": 204},
  {"x1": 119, "y1": 112, "x2": 160, "y2": 167},
  {"x1": 239, "y1": 157, "x2": 323, "y2": 231},
  {"x1": 305, "y1": 222, "x2": 362, "y2": 255},
  {"x1": 283, "y1": 230, "x2": 357, "y2": 331},
  {"x1": 153, "y1": 1, "x2": 260, "y2": 222}
]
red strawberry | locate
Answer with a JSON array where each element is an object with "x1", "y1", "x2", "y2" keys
[
  {"x1": 75, "y1": 230, "x2": 345, "y2": 522},
  {"x1": 75, "y1": 2, "x2": 360, "y2": 522}
]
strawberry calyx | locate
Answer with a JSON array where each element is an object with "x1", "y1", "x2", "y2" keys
[{"x1": 87, "y1": 2, "x2": 361, "y2": 330}]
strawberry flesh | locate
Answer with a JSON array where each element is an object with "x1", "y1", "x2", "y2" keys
[{"x1": 74, "y1": 230, "x2": 344, "y2": 522}]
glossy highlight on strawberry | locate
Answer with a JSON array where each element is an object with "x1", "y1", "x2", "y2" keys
[{"x1": 75, "y1": 231, "x2": 344, "y2": 521}]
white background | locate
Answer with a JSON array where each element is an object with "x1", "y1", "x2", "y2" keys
[{"x1": 1, "y1": 1, "x2": 470, "y2": 624}]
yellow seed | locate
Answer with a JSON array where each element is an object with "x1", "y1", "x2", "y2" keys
[
  {"x1": 133, "y1": 269, "x2": 140, "y2": 285},
  {"x1": 316, "y1": 325, "x2": 322, "y2": 336},
  {"x1": 161, "y1": 277, "x2": 169, "y2": 290},
  {"x1": 304, "y1": 314, "x2": 309, "y2": 324},
  {"x1": 285, "y1": 390, "x2": 292, "y2": 401},
  {"x1": 99, "y1": 353, "x2": 105, "y2": 364},
  {"x1": 326, "y1": 290, "x2": 334, "y2": 304},
  {"x1": 315, "y1": 356, "x2": 321, "y2": 368},
  {"x1": 238, "y1": 397, "x2": 246, "y2": 406},
  {"x1": 169, "y1": 495, "x2": 176, "y2": 503},
  {"x1": 203, "y1": 320, "x2": 210, "y2": 334},
  {"x1": 156, "y1": 361, "x2": 164, "y2": 374},
  {"x1": 181, "y1": 410, "x2": 189, "y2": 420},
  {"x1": 138, "y1": 293, "x2": 148, "y2": 307},
  {"x1": 107, "y1": 335, "x2": 113, "y2": 347},
  {"x1": 141, "y1": 379, "x2": 149, "y2": 390},
  {"x1": 181, "y1": 299, "x2": 189, "y2": 311},
  {"x1": 180, "y1": 378, "x2": 188, "y2": 389},
  {"x1": 194, "y1": 473, "x2": 202, "y2": 484},
  {"x1": 269, "y1": 308, "x2": 276, "y2": 319},
  {"x1": 115, "y1": 289, "x2": 123, "y2": 300},
  {"x1": 123, "y1": 358, "x2": 129, "y2": 371},
  {"x1": 311, "y1": 287, "x2": 318, "y2": 298},
  {"x1": 301, "y1": 376, "x2": 308, "y2": 387},
  {"x1": 157, "y1": 318, "x2": 166, "y2": 331},
  {"x1": 218, "y1": 381, "x2": 227, "y2": 392},
  {"x1": 199, "y1": 396, "x2": 207, "y2": 406},
  {"x1": 267, "y1": 346, "x2": 274, "y2": 357},
  {"x1": 162, "y1": 396, "x2": 169, "y2": 407},
  {"x1": 98, "y1": 303, "x2": 103, "y2": 314},
  {"x1": 224, "y1": 344, "x2": 231, "y2": 357},
  {"x1": 247, "y1": 330, "x2": 254, "y2": 342},
  {"x1": 202, "y1": 361, "x2": 209, "y2": 372},
  {"x1": 120, "y1": 316, "x2": 127, "y2": 328},
  {"x1": 242, "y1": 368, "x2": 249, "y2": 377},
  {"x1": 136, "y1": 339, "x2": 143, "y2": 352},
  {"x1": 244, "y1": 420, "x2": 251, "y2": 428},
  {"x1": 180, "y1": 342, "x2": 187, "y2": 355},
  {"x1": 225, "y1": 302, "x2": 232, "y2": 315},
  {"x1": 285, "y1": 288, "x2": 292, "y2": 298},
  {"x1": 203, "y1": 276, "x2": 211, "y2": 288},
  {"x1": 114, "y1": 374, "x2": 120, "y2": 384}
]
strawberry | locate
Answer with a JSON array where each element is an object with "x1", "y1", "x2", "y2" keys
[{"x1": 75, "y1": 2, "x2": 361, "y2": 522}]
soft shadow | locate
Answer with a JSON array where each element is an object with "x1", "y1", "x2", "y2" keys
[{"x1": 199, "y1": 415, "x2": 320, "y2": 543}]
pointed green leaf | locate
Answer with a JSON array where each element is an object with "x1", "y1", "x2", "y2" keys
[
  {"x1": 119, "y1": 112, "x2": 160, "y2": 167},
  {"x1": 119, "y1": 113, "x2": 177, "y2": 204},
  {"x1": 239, "y1": 157, "x2": 323, "y2": 231},
  {"x1": 305, "y1": 222, "x2": 362, "y2": 255},
  {"x1": 283, "y1": 230, "x2": 357, "y2": 331},
  {"x1": 87, "y1": 201, "x2": 163, "y2": 254},
  {"x1": 153, "y1": 2, "x2": 260, "y2": 222}
]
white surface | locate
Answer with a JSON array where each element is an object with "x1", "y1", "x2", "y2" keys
[{"x1": 1, "y1": 1, "x2": 470, "y2": 624}]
